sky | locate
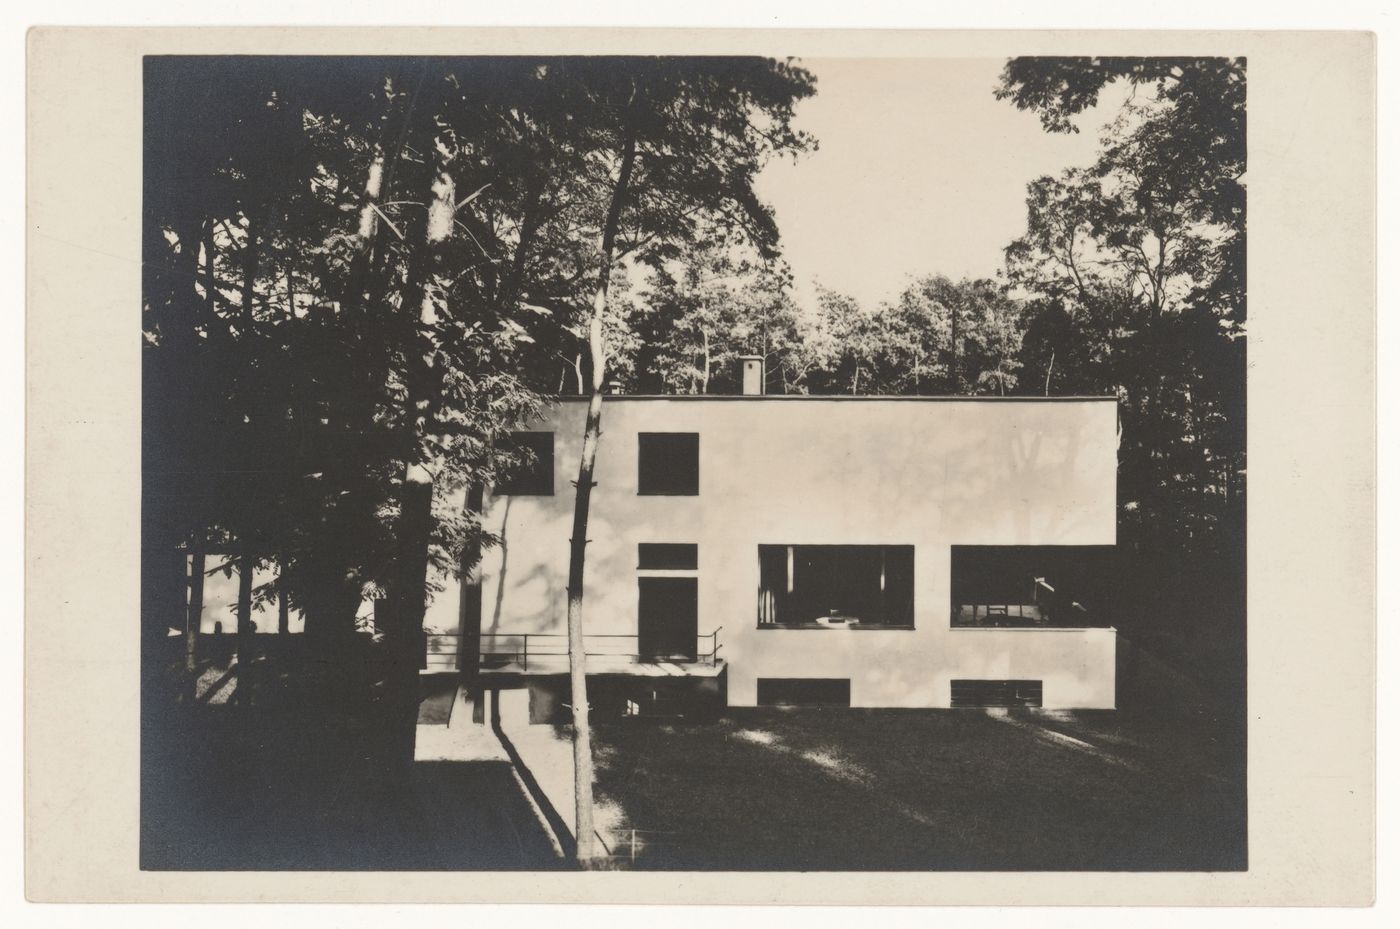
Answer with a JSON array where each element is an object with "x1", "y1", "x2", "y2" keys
[{"x1": 754, "y1": 58, "x2": 1120, "y2": 311}]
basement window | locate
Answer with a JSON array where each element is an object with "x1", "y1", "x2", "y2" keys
[
  {"x1": 756, "y1": 678, "x2": 851, "y2": 707},
  {"x1": 757, "y1": 544, "x2": 915, "y2": 629},
  {"x1": 638, "y1": 432, "x2": 699, "y2": 496},
  {"x1": 950, "y1": 680, "x2": 1043, "y2": 708},
  {"x1": 495, "y1": 432, "x2": 554, "y2": 496}
]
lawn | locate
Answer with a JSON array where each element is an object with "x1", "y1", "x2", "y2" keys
[{"x1": 589, "y1": 704, "x2": 1246, "y2": 871}]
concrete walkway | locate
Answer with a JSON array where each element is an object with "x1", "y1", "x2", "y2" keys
[{"x1": 414, "y1": 681, "x2": 628, "y2": 859}]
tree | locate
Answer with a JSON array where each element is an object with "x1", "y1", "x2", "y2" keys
[
  {"x1": 997, "y1": 56, "x2": 1247, "y2": 675},
  {"x1": 886, "y1": 276, "x2": 1024, "y2": 396},
  {"x1": 545, "y1": 58, "x2": 815, "y2": 864},
  {"x1": 143, "y1": 57, "x2": 586, "y2": 737},
  {"x1": 631, "y1": 239, "x2": 804, "y2": 394}
]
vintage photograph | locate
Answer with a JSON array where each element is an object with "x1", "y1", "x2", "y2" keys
[{"x1": 139, "y1": 53, "x2": 1248, "y2": 872}]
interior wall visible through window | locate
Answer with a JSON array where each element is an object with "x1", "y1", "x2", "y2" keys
[{"x1": 757, "y1": 544, "x2": 914, "y2": 628}]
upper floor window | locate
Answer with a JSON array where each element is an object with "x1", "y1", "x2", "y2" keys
[
  {"x1": 496, "y1": 431, "x2": 554, "y2": 495},
  {"x1": 638, "y1": 432, "x2": 699, "y2": 496}
]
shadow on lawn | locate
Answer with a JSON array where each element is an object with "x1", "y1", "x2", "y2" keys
[
  {"x1": 141, "y1": 670, "x2": 566, "y2": 871},
  {"x1": 589, "y1": 705, "x2": 1246, "y2": 872}
]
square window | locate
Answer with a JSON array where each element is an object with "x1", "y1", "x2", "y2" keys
[
  {"x1": 637, "y1": 432, "x2": 699, "y2": 496},
  {"x1": 495, "y1": 432, "x2": 554, "y2": 495}
]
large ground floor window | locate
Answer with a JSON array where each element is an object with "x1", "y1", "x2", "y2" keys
[
  {"x1": 757, "y1": 544, "x2": 915, "y2": 629},
  {"x1": 950, "y1": 545, "x2": 1117, "y2": 628}
]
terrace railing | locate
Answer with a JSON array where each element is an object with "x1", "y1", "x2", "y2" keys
[{"x1": 424, "y1": 628, "x2": 723, "y2": 673}]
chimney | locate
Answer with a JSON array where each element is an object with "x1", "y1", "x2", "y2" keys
[{"x1": 739, "y1": 355, "x2": 765, "y2": 396}]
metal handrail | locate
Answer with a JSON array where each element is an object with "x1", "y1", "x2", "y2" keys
[{"x1": 429, "y1": 628, "x2": 724, "y2": 671}]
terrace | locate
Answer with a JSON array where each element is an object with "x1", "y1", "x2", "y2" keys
[{"x1": 425, "y1": 629, "x2": 726, "y2": 678}]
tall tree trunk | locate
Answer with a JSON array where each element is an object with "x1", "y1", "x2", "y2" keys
[
  {"x1": 277, "y1": 561, "x2": 290, "y2": 636},
  {"x1": 241, "y1": 215, "x2": 259, "y2": 325},
  {"x1": 565, "y1": 128, "x2": 637, "y2": 867},
  {"x1": 384, "y1": 155, "x2": 457, "y2": 777},
  {"x1": 495, "y1": 179, "x2": 546, "y2": 317},
  {"x1": 235, "y1": 549, "x2": 254, "y2": 706},
  {"x1": 949, "y1": 298, "x2": 961, "y2": 393},
  {"x1": 701, "y1": 329, "x2": 711, "y2": 394},
  {"x1": 185, "y1": 546, "x2": 205, "y2": 698},
  {"x1": 460, "y1": 484, "x2": 486, "y2": 688}
]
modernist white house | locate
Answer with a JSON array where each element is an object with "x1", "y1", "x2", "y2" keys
[{"x1": 422, "y1": 358, "x2": 1121, "y2": 713}]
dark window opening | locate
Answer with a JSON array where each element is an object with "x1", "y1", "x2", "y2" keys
[
  {"x1": 638, "y1": 432, "x2": 699, "y2": 495},
  {"x1": 638, "y1": 543, "x2": 698, "y2": 570},
  {"x1": 638, "y1": 576, "x2": 698, "y2": 661},
  {"x1": 496, "y1": 432, "x2": 554, "y2": 495},
  {"x1": 757, "y1": 678, "x2": 851, "y2": 707},
  {"x1": 950, "y1": 679, "x2": 1043, "y2": 708},
  {"x1": 757, "y1": 544, "x2": 914, "y2": 629},
  {"x1": 951, "y1": 545, "x2": 1116, "y2": 628}
]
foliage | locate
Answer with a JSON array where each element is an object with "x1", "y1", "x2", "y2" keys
[
  {"x1": 144, "y1": 53, "x2": 1245, "y2": 669},
  {"x1": 994, "y1": 57, "x2": 1247, "y2": 662},
  {"x1": 143, "y1": 55, "x2": 816, "y2": 651},
  {"x1": 628, "y1": 240, "x2": 806, "y2": 394},
  {"x1": 795, "y1": 278, "x2": 1022, "y2": 397}
]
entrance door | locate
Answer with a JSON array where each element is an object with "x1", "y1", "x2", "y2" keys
[{"x1": 637, "y1": 576, "x2": 698, "y2": 661}]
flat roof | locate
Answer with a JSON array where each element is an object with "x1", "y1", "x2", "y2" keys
[{"x1": 551, "y1": 394, "x2": 1118, "y2": 402}]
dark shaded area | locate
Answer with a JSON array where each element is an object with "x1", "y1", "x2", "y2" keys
[
  {"x1": 950, "y1": 679, "x2": 1043, "y2": 708},
  {"x1": 638, "y1": 576, "x2": 699, "y2": 660},
  {"x1": 496, "y1": 432, "x2": 556, "y2": 496},
  {"x1": 417, "y1": 673, "x2": 459, "y2": 725},
  {"x1": 756, "y1": 678, "x2": 851, "y2": 708},
  {"x1": 591, "y1": 704, "x2": 1246, "y2": 872},
  {"x1": 141, "y1": 646, "x2": 564, "y2": 870},
  {"x1": 525, "y1": 673, "x2": 726, "y2": 724},
  {"x1": 637, "y1": 542, "x2": 698, "y2": 570}
]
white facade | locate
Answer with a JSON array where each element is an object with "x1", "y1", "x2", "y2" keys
[{"x1": 424, "y1": 396, "x2": 1120, "y2": 710}]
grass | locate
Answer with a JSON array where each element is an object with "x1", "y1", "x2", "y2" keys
[
  {"x1": 144, "y1": 638, "x2": 1245, "y2": 872},
  {"x1": 589, "y1": 704, "x2": 1246, "y2": 871}
]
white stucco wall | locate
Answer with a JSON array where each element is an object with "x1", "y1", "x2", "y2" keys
[{"x1": 424, "y1": 396, "x2": 1120, "y2": 709}]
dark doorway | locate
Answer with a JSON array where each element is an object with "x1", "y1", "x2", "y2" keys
[{"x1": 638, "y1": 576, "x2": 698, "y2": 661}]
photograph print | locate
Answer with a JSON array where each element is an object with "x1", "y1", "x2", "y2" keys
[{"x1": 140, "y1": 52, "x2": 1247, "y2": 872}]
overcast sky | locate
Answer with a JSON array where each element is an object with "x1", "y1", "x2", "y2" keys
[{"x1": 754, "y1": 58, "x2": 1119, "y2": 311}]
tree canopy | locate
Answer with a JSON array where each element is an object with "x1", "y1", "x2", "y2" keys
[{"x1": 144, "y1": 52, "x2": 1245, "y2": 698}]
